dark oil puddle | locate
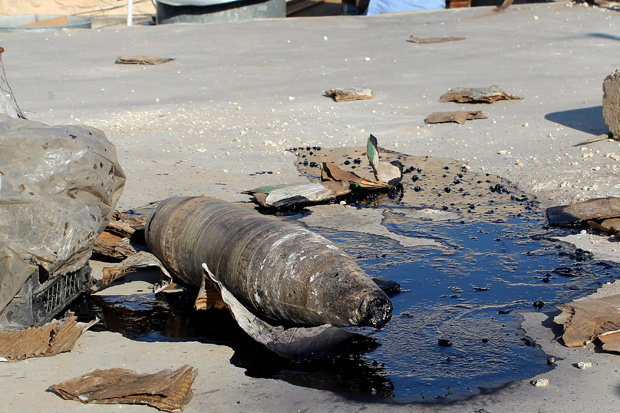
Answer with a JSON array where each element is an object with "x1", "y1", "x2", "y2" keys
[
  {"x1": 302, "y1": 211, "x2": 618, "y2": 403},
  {"x1": 70, "y1": 146, "x2": 620, "y2": 405}
]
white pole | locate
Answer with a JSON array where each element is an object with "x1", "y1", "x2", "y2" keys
[{"x1": 127, "y1": 0, "x2": 134, "y2": 26}]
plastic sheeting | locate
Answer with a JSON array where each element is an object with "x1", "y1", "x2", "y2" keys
[{"x1": 0, "y1": 115, "x2": 125, "y2": 315}]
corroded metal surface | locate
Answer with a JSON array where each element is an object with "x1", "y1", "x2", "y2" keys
[{"x1": 145, "y1": 196, "x2": 392, "y2": 328}]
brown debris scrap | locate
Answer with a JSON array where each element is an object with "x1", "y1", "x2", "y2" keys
[
  {"x1": 93, "y1": 211, "x2": 146, "y2": 260},
  {"x1": 324, "y1": 88, "x2": 374, "y2": 102},
  {"x1": 115, "y1": 56, "x2": 175, "y2": 65},
  {"x1": 0, "y1": 312, "x2": 97, "y2": 361},
  {"x1": 93, "y1": 231, "x2": 136, "y2": 260},
  {"x1": 588, "y1": 217, "x2": 620, "y2": 236},
  {"x1": 546, "y1": 197, "x2": 620, "y2": 227},
  {"x1": 49, "y1": 365, "x2": 197, "y2": 412},
  {"x1": 407, "y1": 35, "x2": 465, "y2": 44},
  {"x1": 321, "y1": 161, "x2": 390, "y2": 190},
  {"x1": 100, "y1": 251, "x2": 173, "y2": 293},
  {"x1": 555, "y1": 294, "x2": 620, "y2": 348},
  {"x1": 439, "y1": 85, "x2": 523, "y2": 104},
  {"x1": 425, "y1": 111, "x2": 487, "y2": 124}
]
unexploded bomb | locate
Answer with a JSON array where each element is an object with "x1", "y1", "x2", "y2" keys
[{"x1": 146, "y1": 196, "x2": 392, "y2": 328}]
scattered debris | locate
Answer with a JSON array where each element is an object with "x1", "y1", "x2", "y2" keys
[
  {"x1": 115, "y1": 56, "x2": 175, "y2": 65},
  {"x1": 546, "y1": 197, "x2": 620, "y2": 228},
  {"x1": 367, "y1": 134, "x2": 403, "y2": 186},
  {"x1": 603, "y1": 67, "x2": 620, "y2": 139},
  {"x1": 530, "y1": 378, "x2": 549, "y2": 387},
  {"x1": 321, "y1": 161, "x2": 390, "y2": 190},
  {"x1": 588, "y1": 217, "x2": 620, "y2": 237},
  {"x1": 598, "y1": 331, "x2": 620, "y2": 353},
  {"x1": 0, "y1": 116, "x2": 125, "y2": 323},
  {"x1": 546, "y1": 356, "x2": 556, "y2": 365},
  {"x1": 93, "y1": 232, "x2": 136, "y2": 260},
  {"x1": 554, "y1": 294, "x2": 620, "y2": 348},
  {"x1": 495, "y1": 0, "x2": 514, "y2": 12},
  {"x1": 247, "y1": 181, "x2": 338, "y2": 209},
  {"x1": 146, "y1": 196, "x2": 392, "y2": 328},
  {"x1": 202, "y1": 263, "x2": 369, "y2": 360},
  {"x1": 293, "y1": 145, "x2": 536, "y2": 219},
  {"x1": 98, "y1": 251, "x2": 173, "y2": 293},
  {"x1": 93, "y1": 211, "x2": 146, "y2": 259},
  {"x1": 49, "y1": 365, "x2": 197, "y2": 412},
  {"x1": 439, "y1": 85, "x2": 523, "y2": 104},
  {"x1": 533, "y1": 300, "x2": 544, "y2": 309},
  {"x1": 324, "y1": 88, "x2": 374, "y2": 102},
  {"x1": 407, "y1": 35, "x2": 465, "y2": 44},
  {"x1": 424, "y1": 111, "x2": 487, "y2": 124},
  {"x1": 0, "y1": 312, "x2": 97, "y2": 361},
  {"x1": 246, "y1": 135, "x2": 405, "y2": 210},
  {"x1": 576, "y1": 361, "x2": 593, "y2": 370}
]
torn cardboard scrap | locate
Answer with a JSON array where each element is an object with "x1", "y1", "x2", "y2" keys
[
  {"x1": 439, "y1": 85, "x2": 522, "y2": 103},
  {"x1": 546, "y1": 197, "x2": 620, "y2": 227},
  {"x1": 321, "y1": 161, "x2": 390, "y2": 190},
  {"x1": 324, "y1": 88, "x2": 374, "y2": 102},
  {"x1": 115, "y1": 56, "x2": 174, "y2": 65},
  {"x1": 49, "y1": 364, "x2": 197, "y2": 412},
  {"x1": 93, "y1": 211, "x2": 146, "y2": 260},
  {"x1": 407, "y1": 35, "x2": 465, "y2": 44},
  {"x1": 99, "y1": 251, "x2": 173, "y2": 293},
  {"x1": 0, "y1": 312, "x2": 97, "y2": 361},
  {"x1": 366, "y1": 134, "x2": 403, "y2": 186},
  {"x1": 555, "y1": 294, "x2": 620, "y2": 349},
  {"x1": 425, "y1": 111, "x2": 487, "y2": 124}
]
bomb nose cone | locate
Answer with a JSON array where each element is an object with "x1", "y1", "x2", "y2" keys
[{"x1": 359, "y1": 291, "x2": 393, "y2": 329}]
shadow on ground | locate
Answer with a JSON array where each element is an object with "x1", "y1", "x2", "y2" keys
[{"x1": 545, "y1": 106, "x2": 608, "y2": 136}]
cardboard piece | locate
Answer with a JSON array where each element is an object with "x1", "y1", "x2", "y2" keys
[
  {"x1": 366, "y1": 135, "x2": 403, "y2": 186},
  {"x1": 324, "y1": 88, "x2": 374, "y2": 102},
  {"x1": 546, "y1": 197, "x2": 620, "y2": 227},
  {"x1": 49, "y1": 365, "x2": 197, "y2": 412},
  {"x1": 0, "y1": 312, "x2": 97, "y2": 361},
  {"x1": 555, "y1": 294, "x2": 620, "y2": 348},
  {"x1": 439, "y1": 85, "x2": 522, "y2": 103},
  {"x1": 115, "y1": 56, "x2": 175, "y2": 65},
  {"x1": 407, "y1": 35, "x2": 465, "y2": 44},
  {"x1": 100, "y1": 251, "x2": 173, "y2": 294},
  {"x1": 425, "y1": 111, "x2": 487, "y2": 124}
]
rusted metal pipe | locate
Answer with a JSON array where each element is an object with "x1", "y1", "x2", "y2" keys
[{"x1": 145, "y1": 196, "x2": 392, "y2": 328}]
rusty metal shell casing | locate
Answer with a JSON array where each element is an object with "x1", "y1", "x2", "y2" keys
[{"x1": 145, "y1": 196, "x2": 392, "y2": 328}]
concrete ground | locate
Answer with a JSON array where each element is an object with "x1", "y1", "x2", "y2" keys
[{"x1": 2, "y1": 2, "x2": 620, "y2": 412}]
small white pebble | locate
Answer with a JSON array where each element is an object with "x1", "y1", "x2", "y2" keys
[
  {"x1": 577, "y1": 361, "x2": 592, "y2": 370},
  {"x1": 531, "y1": 378, "x2": 549, "y2": 387},
  {"x1": 364, "y1": 57, "x2": 371, "y2": 62},
  {"x1": 323, "y1": 35, "x2": 328, "y2": 40}
]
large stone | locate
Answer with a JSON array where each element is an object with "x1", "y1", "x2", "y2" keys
[{"x1": 603, "y1": 68, "x2": 620, "y2": 138}]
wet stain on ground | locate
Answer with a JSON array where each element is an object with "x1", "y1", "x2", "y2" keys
[
  {"x1": 71, "y1": 148, "x2": 620, "y2": 404},
  {"x1": 292, "y1": 145, "x2": 536, "y2": 220}
]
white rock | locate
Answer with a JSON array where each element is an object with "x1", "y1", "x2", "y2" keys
[
  {"x1": 531, "y1": 378, "x2": 549, "y2": 387},
  {"x1": 577, "y1": 361, "x2": 593, "y2": 370}
]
